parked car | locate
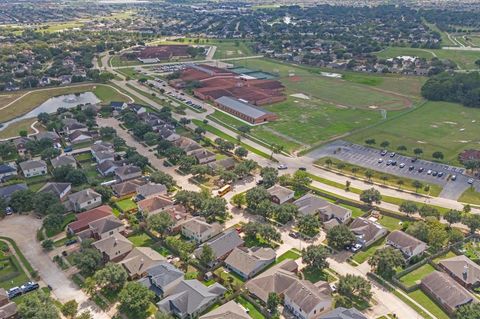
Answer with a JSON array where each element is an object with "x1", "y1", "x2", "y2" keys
[
  {"x1": 389, "y1": 152, "x2": 396, "y2": 157},
  {"x1": 7, "y1": 287, "x2": 22, "y2": 299},
  {"x1": 378, "y1": 158, "x2": 383, "y2": 163},
  {"x1": 409, "y1": 166, "x2": 414, "y2": 171},
  {"x1": 65, "y1": 239, "x2": 78, "y2": 246},
  {"x1": 277, "y1": 164, "x2": 288, "y2": 170},
  {"x1": 399, "y1": 163, "x2": 405, "y2": 168},
  {"x1": 380, "y1": 150, "x2": 387, "y2": 156},
  {"x1": 451, "y1": 175, "x2": 457, "y2": 181},
  {"x1": 63, "y1": 146, "x2": 73, "y2": 153},
  {"x1": 289, "y1": 232, "x2": 299, "y2": 239},
  {"x1": 432, "y1": 171, "x2": 438, "y2": 176},
  {"x1": 299, "y1": 167, "x2": 307, "y2": 171},
  {"x1": 418, "y1": 167, "x2": 424, "y2": 173},
  {"x1": 427, "y1": 170, "x2": 432, "y2": 175},
  {"x1": 350, "y1": 243, "x2": 362, "y2": 252},
  {"x1": 468, "y1": 178, "x2": 474, "y2": 184},
  {"x1": 411, "y1": 157, "x2": 418, "y2": 163},
  {"x1": 256, "y1": 180, "x2": 264, "y2": 185},
  {"x1": 20, "y1": 282, "x2": 39, "y2": 293},
  {"x1": 329, "y1": 283, "x2": 337, "y2": 292},
  {"x1": 438, "y1": 172, "x2": 444, "y2": 177}
]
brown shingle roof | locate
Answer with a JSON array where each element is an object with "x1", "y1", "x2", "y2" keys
[{"x1": 439, "y1": 255, "x2": 480, "y2": 286}]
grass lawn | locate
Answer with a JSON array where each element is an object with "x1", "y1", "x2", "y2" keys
[
  {"x1": 347, "y1": 100, "x2": 480, "y2": 165},
  {"x1": 302, "y1": 268, "x2": 334, "y2": 283},
  {"x1": 315, "y1": 157, "x2": 442, "y2": 196},
  {"x1": 0, "y1": 84, "x2": 130, "y2": 122},
  {"x1": 459, "y1": 187, "x2": 480, "y2": 205},
  {"x1": 432, "y1": 250, "x2": 457, "y2": 264},
  {"x1": 115, "y1": 198, "x2": 137, "y2": 213},
  {"x1": 236, "y1": 296, "x2": 265, "y2": 319},
  {"x1": 276, "y1": 249, "x2": 301, "y2": 264},
  {"x1": 353, "y1": 238, "x2": 386, "y2": 264},
  {"x1": 74, "y1": 152, "x2": 93, "y2": 162},
  {"x1": 407, "y1": 289, "x2": 450, "y2": 319},
  {"x1": 377, "y1": 215, "x2": 404, "y2": 231},
  {"x1": 128, "y1": 232, "x2": 155, "y2": 247},
  {"x1": 399, "y1": 264, "x2": 436, "y2": 288},
  {"x1": 0, "y1": 246, "x2": 29, "y2": 290},
  {"x1": 214, "y1": 267, "x2": 245, "y2": 288},
  {"x1": 376, "y1": 46, "x2": 480, "y2": 70},
  {"x1": 110, "y1": 55, "x2": 144, "y2": 67},
  {"x1": 192, "y1": 119, "x2": 272, "y2": 160},
  {"x1": 0, "y1": 118, "x2": 40, "y2": 140}
]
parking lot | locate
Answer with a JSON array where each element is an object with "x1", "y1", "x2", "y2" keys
[{"x1": 308, "y1": 140, "x2": 478, "y2": 200}]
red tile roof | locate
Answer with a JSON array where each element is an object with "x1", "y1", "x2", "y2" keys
[{"x1": 68, "y1": 205, "x2": 113, "y2": 233}]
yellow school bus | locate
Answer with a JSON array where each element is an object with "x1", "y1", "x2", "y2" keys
[{"x1": 217, "y1": 184, "x2": 232, "y2": 197}]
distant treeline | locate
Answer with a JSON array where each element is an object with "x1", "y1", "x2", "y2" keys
[{"x1": 421, "y1": 72, "x2": 480, "y2": 108}]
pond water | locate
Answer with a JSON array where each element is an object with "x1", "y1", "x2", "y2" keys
[{"x1": 0, "y1": 92, "x2": 100, "y2": 131}]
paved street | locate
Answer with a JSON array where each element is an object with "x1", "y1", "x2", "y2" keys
[{"x1": 0, "y1": 215, "x2": 110, "y2": 319}]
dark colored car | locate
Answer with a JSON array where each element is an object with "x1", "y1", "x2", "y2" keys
[
  {"x1": 411, "y1": 157, "x2": 418, "y2": 163},
  {"x1": 418, "y1": 167, "x2": 424, "y2": 173},
  {"x1": 299, "y1": 167, "x2": 307, "y2": 171},
  {"x1": 409, "y1": 166, "x2": 415, "y2": 171},
  {"x1": 7, "y1": 287, "x2": 22, "y2": 299},
  {"x1": 289, "y1": 232, "x2": 299, "y2": 239},
  {"x1": 65, "y1": 239, "x2": 78, "y2": 246}
]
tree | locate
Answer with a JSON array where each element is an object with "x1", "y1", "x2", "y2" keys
[
  {"x1": 270, "y1": 143, "x2": 284, "y2": 159},
  {"x1": 276, "y1": 203, "x2": 297, "y2": 224},
  {"x1": 42, "y1": 239, "x2": 54, "y2": 251},
  {"x1": 194, "y1": 127, "x2": 206, "y2": 136},
  {"x1": 73, "y1": 248, "x2": 103, "y2": 275},
  {"x1": 462, "y1": 214, "x2": 480, "y2": 234},
  {"x1": 9, "y1": 189, "x2": 35, "y2": 212},
  {"x1": 147, "y1": 212, "x2": 174, "y2": 238},
  {"x1": 155, "y1": 310, "x2": 175, "y2": 319},
  {"x1": 399, "y1": 201, "x2": 418, "y2": 216},
  {"x1": 260, "y1": 167, "x2": 278, "y2": 188},
  {"x1": 359, "y1": 188, "x2": 381, "y2": 206},
  {"x1": 150, "y1": 171, "x2": 176, "y2": 189},
  {"x1": 33, "y1": 192, "x2": 61, "y2": 215},
  {"x1": 456, "y1": 301, "x2": 480, "y2": 319},
  {"x1": 432, "y1": 151, "x2": 444, "y2": 160},
  {"x1": 338, "y1": 274, "x2": 372, "y2": 301},
  {"x1": 144, "y1": 132, "x2": 158, "y2": 145},
  {"x1": 397, "y1": 145, "x2": 407, "y2": 151},
  {"x1": 365, "y1": 139, "x2": 376, "y2": 145},
  {"x1": 118, "y1": 282, "x2": 155, "y2": 319},
  {"x1": 444, "y1": 209, "x2": 462, "y2": 226},
  {"x1": 99, "y1": 127, "x2": 116, "y2": 139},
  {"x1": 199, "y1": 245, "x2": 215, "y2": 267},
  {"x1": 267, "y1": 292, "x2": 281, "y2": 314},
  {"x1": 364, "y1": 170, "x2": 374, "y2": 181},
  {"x1": 327, "y1": 225, "x2": 356, "y2": 250},
  {"x1": 231, "y1": 193, "x2": 246, "y2": 208},
  {"x1": 302, "y1": 245, "x2": 329, "y2": 271},
  {"x1": 94, "y1": 263, "x2": 128, "y2": 292},
  {"x1": 18, "y1": 291, "x2": 59, "y2": 319},
  {"x1": 238, "y1": 125, "x2": 251, "y2": 136},
  {"x1": 234, "y1": 147, "x2": 248, "y2": 158},
  {"x1": 418, "y1": 205, "x2": 440, "y2": 220},
  {"x1": 61, "y1": 300, "x2": 78, "y2": 318},
  {"x1": 37, "y1": 112, "x2": 50, "y2": 124},
  {"x1": 76, "y1": 311, "x2": 93, "y2": 319},
  {"x1": 297, "y1": 215, "x2": 321, "y2": 237},
  {"x1": 412, "y1": 180, "x2": 423, "y2": 193},
  {"x1": 290, "y1": 170, "x2": 311, "y2": 192},
  {"x1": 413, "y1": 148, "x2": 423, "y2": 156},
  {"x1": 368, "y1": 247, "x2": 404, "y2": 280},
  {"x1": 380, "y1": 141, "x2": 390, "y2": 148},
  {"x1": 94, "y1": 185, "x2": 113, "y2": 203},
  {"x1": 19, "y1": 130, "x2": 28, "y2": 137},
  {"x1": 245, "y1": 187, "x2": 270, "y2": 212}
]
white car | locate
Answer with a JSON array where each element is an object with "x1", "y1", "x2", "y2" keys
[
  {"x1": 399, "y1": 163, "x2": 405, "y2": 168},
  {"x1": 378, "y1": 158, "x2": 383, "y2": 163},
  {"x1": 329, "y1": 283, "x2": 337, "y2": 292},
  {"x1": 350, "y1": 243, "x2": 362, "y2": 252},
  {"x1": 427, "y1": 169, "x2": 432, "y2": 175},
  {"x1": 277, "y1": 164, "x2": 288, "y2": 170}
]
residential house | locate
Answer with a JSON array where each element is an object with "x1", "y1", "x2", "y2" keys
[
  {"x1": 13, "y1": 137, "x2": 32, "y2": 156},
  {"x1": 110, "y1": 101, "x2": 128, "y2": 111},
  {"x1": 181, "y1": 217, "x2": 222, "y2": 244},
  {"x1": 67, "y1": 205, "x2": 113, "y2": 234},
  {"x1": 284, "y1": 280, "x2": 332, "y2": 319},
  {"x1": 67, "y1": 188, "x2": 102, "y2": 212},
  {"x1": 50, "y1": 155, "x2": 77, "y2": 170},
  {"x1": 207, "y1": 158, "x2": 236, "y2": 171},
  {"x1": 386, "y1": 231, "x2": 428, "y2": 260},
  {"x1": 0, "y1": 183, "x2": 27, "y2": 201},
  {"x1": 68, "y1": 130, "x2": 93, "y2": 144},
  {"x1": 194, "y1": 230, "x2": 244, "y2": 265},
  {"x1": 294, "y1": 194, "x2": 351, "y2": 224},
  {"x1": 157, "y1": 279, "x2": 226, "y2": 319},
  {"x1": 199, "y1": 300, "x2": 250, "y2": 319},
  {"x1": 135, "y1": 183, "x2": 168, "y2": 201},
  {"x1": 119, "y1": 247, "x2": 166, "y2": 279},
  {"x1": 19, "y1": 159, "x2": 47, "y2": 178},
  {"x1": 92, "y1": 233, "x2": 133, "y2": 262},
  {"x1": 115, "y1": 165, "x2": 142, "y2": 182},
  {"x1": 128, "y1": 103, "x2": 147, "y2": 115},
  {"x1": 174, "y1": 137, "x2": 202, "y2": 155},
  {"x1": 164, "y1": 205, "x2": 191, "y2": 233},
  {"x1": 35, "y1": 131, "x2": 60, "y2": 143},
  {"x1": 97, "y1": 160, "x2": 124, "y2": 177},
  {"x1": 267, "y1": 184, "x2": 295, "y2": 205},
  {"x1": 111, "y1": 179, "x2": 146, "y2": 198},
  {"x1": 421, "y1": 271, "x2": 474, "y2": 315},
  {"x1": 88, "y1": 216, "x2": 125, "y2": 240},
  {"x1": 319, "y1": 307, "x2": 368, "y2": 319},
  {"x1": 224, "y1": 247, "x2": 276, "y2": 279},
  {"x1": 0, "y1": 288, "x2": 17, "y2": 319},
  {"x1": 191, "y1": 149, "x2": 216, "y2": 164},
  {"x1": 137, "y1": 195, "x2": 174, "y2": 216},
  {"x1": 0, "y1": 164, "x2": 17, "y2": 181},
  {"x1": 245, "y1": 259, "x2": 299, "y2": 303},
  {"x1": 349, "y1": 217, "x2": 387, "y2": 248},
  {"x1": 38, "y1": 182, "x2": 72, "y2": 200},
  {"x1": 63, "y1": 118, "x2": 88, "y2": 134},
  {"x1": 91, "y1": 142, "x2": 115, "y2": 164},
  {"x1": 138, "y1": 262, "x2": 184, "y2": 298},
  {"x1": 158, "y1": 127, "x2": 180, "y2": 142},
  {"x1": 439, "y1": 255, "x2": 480, "y2": 289}
]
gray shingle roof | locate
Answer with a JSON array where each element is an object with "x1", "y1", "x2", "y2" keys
[
  {"x1": 319, "y1": 307, "x2": 368, "y2": 319},
  {"x1": 439, "y1": 255, "x2": 480, "y2": 286},
  {"x1": 38, "y1": 182, "x2": 71, "y2": 197},
  {"x1": 19, "y1": 159, "x2": 46, "y2": 171},
  {"x1": 68, "y1": 188, "x2": 101, "y2": 205},
  {"x1": 194, "y1": 230, "x2": 244, "y2": 260},
  {"x1": 421, "y1": 271, "x2": 474, "y2": 311},
  {"x1": 0, "y1": 183, "x2": 27, "y2": 200},
  {"x1": 138, "y1": 262, "x2": 184, "y2": 296},
  {"x1": 215, "y1": 96, "x2": 272, "y2": 119},
  {"x1": 51, "y1": 155, "x2": 76, "y2": 169},
  {"x1": 199, "y1": 300, "x2": 250, "y2": 319}
]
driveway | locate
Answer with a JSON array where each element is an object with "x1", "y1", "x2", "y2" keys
[{"x1": 0, "y1": 215, "x2": 111, "y2": 319}]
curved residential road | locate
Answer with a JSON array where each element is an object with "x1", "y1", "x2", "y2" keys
[{"x1": 0, "y1": 215, "x2": 111, "y2": 319}]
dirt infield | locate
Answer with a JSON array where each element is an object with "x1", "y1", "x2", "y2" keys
[{"x1": 288, "y1": 75, "x2": 302, "y2": 82}]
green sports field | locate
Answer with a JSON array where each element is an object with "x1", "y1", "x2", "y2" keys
[
  {"x1": 347, "y1": 100, "x2": 480, "y2": 164},
  {"x1": 376, "y1": 46, "x2": 480, "y2": 70}
]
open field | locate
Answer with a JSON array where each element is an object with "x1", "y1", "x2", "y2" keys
[
  {"x1": 459, "y1": 187, "x2": 480, "y2": 205},
  {"x1": 422, "y1": 20, "x2": 458, "y2": 47},
  {"x1": 407, "y1": 290, "x2": 449, "y2": 319},
  {"x1": 0, "y1": 84, "x2": 130, "y2": 122},
  {"x1": 0, "y1": 118, "x2": 39, "y2": 139},
  {"x1": 347, "y1": 100, "x2": 480, "y2": 165},
  {"x1": 0, "y1": 92, "x2": 23, "y2": 109},
  {"x1": 399, "y1": 264, "x2": 435, "y2": 288},
  {"x1": 376, "y1": 46, "x2": 480, "y2": 70}
]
